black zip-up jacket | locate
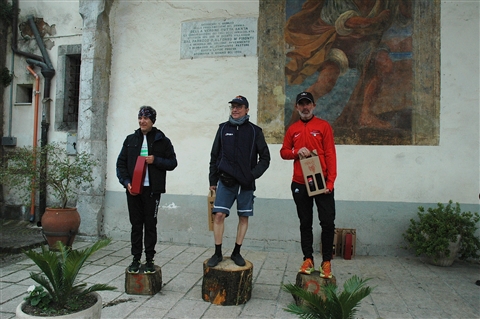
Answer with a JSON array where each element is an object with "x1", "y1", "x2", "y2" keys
[
  {"x1": 116, "y1": 127, "x2": 177, "y2": 194},
  {"x1": 209, "y1": 119, "x2": 270, "y2": 190}
]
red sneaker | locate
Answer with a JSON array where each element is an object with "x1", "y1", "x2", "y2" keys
[
  {"x1": 299, "y1": 258, "x2": 314, "y2": 274},
  {"x1": 320, "y1": 260, "x2": 332, "y2": 278}
]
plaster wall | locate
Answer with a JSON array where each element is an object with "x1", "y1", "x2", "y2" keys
[
  {"x1": 103, "y1": 1, "x2": 479, "y2": 255},
  {"x1": 106, "y1": 1, "x2": 479, "y2": 204},
  {"x1": 2, "y1": 1, "x2": 479, "y2": 255}
]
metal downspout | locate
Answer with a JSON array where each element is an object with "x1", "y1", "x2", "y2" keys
[
  {"x1": 6, "y1": 0, "x2": 43, "y2": 142},
  {"x1": 11, "y1": 0, "x2": 55, "y2": 223},
  {"x1": 11, "y1": 0, "x2": 44, "y2": 62},
  {"x1": 26, "y1": 66, "x2": 40, "y2": 222},
  {"x1": 25, "y1": 15, "x2": 55, "y2": 225}
]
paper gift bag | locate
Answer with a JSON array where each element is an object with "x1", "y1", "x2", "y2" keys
[
  {"x1": 131, "y1": 156, "x2": 147, "y2": 195},
  {"x1": 207, "y1": 189, "x2": 216, "y2": 231},
  {"x1": 299, "y1": 150, "x2": 327, "y2": 196}
]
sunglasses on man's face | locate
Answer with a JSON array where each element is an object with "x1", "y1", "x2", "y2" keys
[{"x1": 229, "y1": 104, "x2": 245, "y2": 110}]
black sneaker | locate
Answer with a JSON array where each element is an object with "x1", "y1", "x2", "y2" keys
[
  {"x1": 128, "y1": 258, "x2": 141, "y2": 273},
  {"x1": 207, "y1": 254, "x2": 222, "y2": 267},
  {"x1": 231, "y1": 253, "x2": 246, "y2": 266},
  {"x1": 145, "y1": 259, "x2": 155, "y2": 273}
]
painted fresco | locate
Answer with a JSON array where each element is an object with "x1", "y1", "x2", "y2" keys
[
  {"x1": 285, "y1": 0, "x2": 413, "y2": 144},
  {"x1": 257, "y1": 0, "x2": 439, "y2": 145}
]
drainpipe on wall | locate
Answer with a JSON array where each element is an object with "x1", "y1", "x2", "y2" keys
[
  {"x1": 5, "y1": 0, "x2": 43, "y2": 144},
  {"x1": 26, "y1": 66, "x2": 40, "y2": 222},
  {"x1": 25, "y1": 15, "x2": 55, "y2": 225},
  {"x1": 10, "y1": 0, "x2": 55, "y2": 223},
  {"x1": 11, "y1": 0, "x2": 44, "y2": 62}
]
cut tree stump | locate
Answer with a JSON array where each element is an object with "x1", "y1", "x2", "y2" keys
[
  {"x1": 125, "y1": 265, "x2": 162, "y2": 295},
  {"x1": 293, "y1": 271, "x2": 337, "y2": 306},
  {"x1": 202, "y1": 257, "x2": 253, "y2": 305}
]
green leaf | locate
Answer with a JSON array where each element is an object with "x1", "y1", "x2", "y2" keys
[
  {"x1": 283, "y1": 276, "x2": 373, "y2": 319},
  {"x1": 23, "y1": 239, "x2": 116, "y2": 309}
]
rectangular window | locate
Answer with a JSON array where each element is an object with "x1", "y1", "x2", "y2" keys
[
  {"x1": 63, "y1": 54, "x2": 81, "y2": 124},
  {"x1": 55, "y1": 44, "x2": 81, "y2": 132},
  {"x1": 15, "y1": 84, "x2": 33, "y2": 104}
]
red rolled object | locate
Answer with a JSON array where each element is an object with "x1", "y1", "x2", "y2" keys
[{"x1": 131, "y1": 156, "x2": 147, "y2": 195}]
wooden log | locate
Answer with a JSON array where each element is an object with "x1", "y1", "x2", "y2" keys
[
  {"x1": 293, "y1": 271, "x2": 337, "y2": 306},
  {"x1": 125, "y1": 265, "x2": 162, "y2": 295},
  {"x1": 202, "y1": 257, "x2": 253, "y2": 305}
]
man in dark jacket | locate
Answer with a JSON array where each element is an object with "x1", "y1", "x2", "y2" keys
[
  {"x1": 116, "y1": 106, "x2": 177, "y2": 273},
  {"x1": 208, "y1": 95, "x2": 270, "y2": 267}
]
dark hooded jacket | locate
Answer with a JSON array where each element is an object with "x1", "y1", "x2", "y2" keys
[
  {"x1": 116, "y1": 127, "x2": 177, "y2": 194},
  {"x1": 209, "y1": 118, "x2": 270, "y2": 190}
]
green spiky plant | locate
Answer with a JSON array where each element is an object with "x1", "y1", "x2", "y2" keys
[
  {"x1": 22, "y1": 238, "x2": 116, "y2": 315},
  {"x1": 283, "y1": 275, "x2": 373, "y2": 319}
]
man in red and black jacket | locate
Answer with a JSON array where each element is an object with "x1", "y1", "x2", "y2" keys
[{"x1": 280, "y1": 91, "x2": 337, "y2": 279}]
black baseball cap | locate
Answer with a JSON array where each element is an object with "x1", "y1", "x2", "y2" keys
[
  {"x1": 229, "y1": 95, "x2": 249, "y2": 108},
  {"x1": 296, "y1": 91, "x2": 314, "y2": 104}
]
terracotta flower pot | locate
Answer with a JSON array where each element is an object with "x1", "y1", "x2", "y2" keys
[
  {"x1": 41, "y1": 207, "x2": 81, "y2": 249},
  {"x1": 16, "y1": 292, "x2": 102, "y2": 319}
]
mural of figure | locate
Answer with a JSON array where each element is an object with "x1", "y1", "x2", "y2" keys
[{"x1": 285, "y1": 0, "x2": 412, "y2": 129}]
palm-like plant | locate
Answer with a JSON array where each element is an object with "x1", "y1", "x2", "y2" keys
[
  {"x1": 24, "y1": 238, "x2": 116, "y2": 309},
  {"x1": 283, "y1": 275, "x2": 373, "y2": 319}
]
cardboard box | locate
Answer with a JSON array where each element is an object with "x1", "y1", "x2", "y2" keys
[
  {"x1": 131, "y1": 156, "x2": 147, "y2": 195},
  {"x1": 320, "y1": 228, "x2": 342, "y2": 258},
  {"x1": 333, "y1": 229, "x2": 343, "y2": 257},
  {"x1": 299, "y1": 150, "x2": 326, "y2": 196},
  {"x1": 207, "y1": 189, "x2": 216, "y2": 231},
  {"x1": 328, "y1": 228, "x2": 356, "y2": 259}
]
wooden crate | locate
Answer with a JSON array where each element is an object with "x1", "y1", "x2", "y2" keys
[{"x1": 325, "y1": 228, "x2": 356, "y2": 259}]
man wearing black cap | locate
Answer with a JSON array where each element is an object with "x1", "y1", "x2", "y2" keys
[
  {"x1": 116, "y1": 106, "x2": 177, "y2": 274},
  {"x1": 280, "y1": 92, "x2": 337, "y2": 278},
  {"x1": 208, "y1": 95, "x2": 270, "y2": 267}
]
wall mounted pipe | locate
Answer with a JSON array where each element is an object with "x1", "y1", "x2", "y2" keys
[
  {"x1": 26, "y1": 58, "x2": 54, "y2": 225},
  {"x1": 26, "y1": 15, "x2": 54, "y2": 70},
  {"x1": 16, "y1": 6, "x2": 55, "y2": 223},
  {"x1": 6, "y1": 0, "x2": 43, "y2": 142},
  {"x1": 11, "y1": 0, "x2": 44, "y2": 62},
  {"x1": 26, "y1": 66, "x2": 40, "y2": 222},
  {"x1": 9, "y1": 0, "x2": 56, "y2": 223}
]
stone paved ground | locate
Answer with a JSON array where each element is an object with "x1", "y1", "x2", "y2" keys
[
  {"x1": 1, "y1": 220, "x2": 479, "y2": 319},
  {"x1": 0, "y1": 219, "x2": 45, "y2": 254}
]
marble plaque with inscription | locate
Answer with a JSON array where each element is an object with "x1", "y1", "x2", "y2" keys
[{"x1": 181, "y1": 18, "x2": 257, "y2": 59}]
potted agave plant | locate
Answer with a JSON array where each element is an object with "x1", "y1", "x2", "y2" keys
[
  {"x1": 0, "y1": 142, "x2": 97, "y2": 248},
  {"x1": 16, "y1": 238, "x2": 116, "y2": 318},
  {"x1": 403, "y1": 200, "x2": 480, "y2": 266}
]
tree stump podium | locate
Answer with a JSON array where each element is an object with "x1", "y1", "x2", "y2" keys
[
  {"x1": 202, "y1": 257, "x2": 253, "y2": 305},
  {"x1": 293, "y1": 271, "x2": 337, "y2": 306},
  {"x1": 125, "y1": 265, "x2": 162, "y2": 295}
]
